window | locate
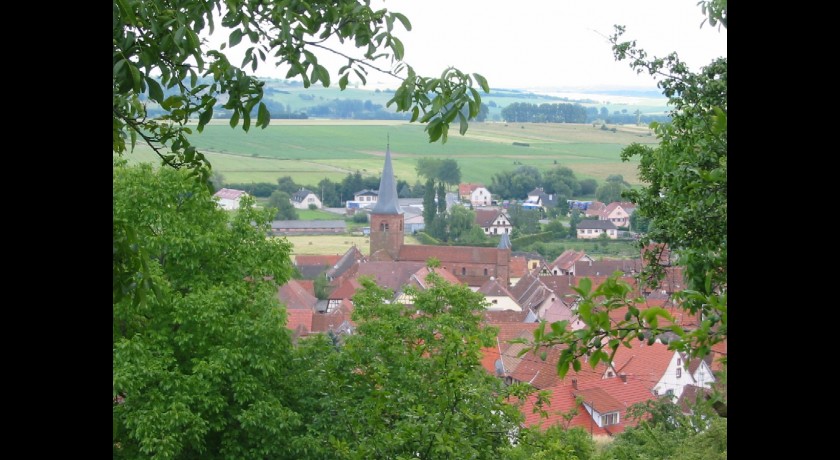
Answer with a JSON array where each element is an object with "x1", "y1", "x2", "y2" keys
[
  {"x1": 676, "y1": 368, "x2": 682, "y2": 378},
  {"x1": 602, "y1": 412, "x2": 619, "y2": 426},
  {"x1": 484, "y1": 268, "x2": 488, "y2": 276},
  {"x1": 666, "y1": 389, "x2": 674, "y2": 396},
  {"x1": 677, "y1": 358, "x2": 681, "y2": 366},
  {"x1": 380, "y1": 222, "x2": 385, "y2": 231},
  {"x1": 461, "y1": 267, "x2": 466, "y2": 276}
]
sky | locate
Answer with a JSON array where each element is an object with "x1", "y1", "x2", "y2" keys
[{"x1": 209, "y1": 0, "x2": 726, "y2": 93}]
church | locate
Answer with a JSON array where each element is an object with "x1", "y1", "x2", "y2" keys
[{"x1": 368, "y1": 145, "x2": 511, "y2": 287}]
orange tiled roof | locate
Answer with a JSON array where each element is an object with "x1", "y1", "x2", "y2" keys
[
  {"x1": 277, "y1": 279, "x2": 318, "y2": 310},
  {"x1": 509, "y1": 256, "x2": 529, "y2": 278},
  {"x1": 612, "y1": 342, "x2": 678, "y2": 386}
]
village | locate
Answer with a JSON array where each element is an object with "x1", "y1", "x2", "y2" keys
[{"x1": 213, "y1": 147, "x2": 726, "y2": 437}]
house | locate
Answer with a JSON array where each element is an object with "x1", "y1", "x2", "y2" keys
[
  {"x1": 611, "y1": 342, "x2": 696, "y2": 400},
  {"x1": 353, "y1": 189, "x2": 379, "y2": 206},
  {"x1": 270, "y1": 220, "x2": 346, "y2": 235},
  {"x1": 325, "y1": 246, "x2": 366, "y2": 282},
  {"x1": 212, "y1": 188, "x2": 248, "y2": 210},
  {"x1": 470, "y1": 186, "x2": 493, "y2": 207},
  {"x1": 577, "y1": 220, "x2": 618, "y2": 239},
  {"x1": 477, "y1": 277, "x2": 521, "y2": 311},
  {"x1": 525, "y1": 187, "x2": 560, "y2": 212},
  {"x1": 548, "y1": 250, "x2": 593, "y2": 276},
  {"x1": 291, "y1": 188, "x2": 322, "y2": 209},
  {"x1": 602, "y1": 202, "x2": 636, "y2": 227},
  {"x1": 459, "y1": 183, "x2": 483, "y2": 201},
  {"x1": 585, "y1": 201, "x2": 607, "y2": 219},
  {"x1": 474, "y1": 208, "x2": 512, "y2": 236}
]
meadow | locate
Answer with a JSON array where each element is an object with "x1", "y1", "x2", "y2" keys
[{"x1": 126, "y1": 119, "x2": 657, "y2": 187}]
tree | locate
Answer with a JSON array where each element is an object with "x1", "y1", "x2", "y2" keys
[
  {"x1": 113, "y1": 162, "x2": 301, "y2": 458},
  {"x1": 543, "y1": 166, "x2": 581, "y2": 197},
  {"x1": 422, "y1": 178, "x2": 436, "y2": 226},
  {"x1": 317, "y1": 177, "x2": 341, "y2": 207},
  {"x1": 490, "y1": 165, "x2": 542, "y2": 200},
  {"x1": 208, "y1": 170, "x2": 225, "y2": 191},
  {"x1": 276, "y1": 176, "x2": 301, "y2": 195},
  {"x1": 520, "y1": 5, "x2": 727, "y2": 412},
  {"x1": 447, "y1": 204, "x2": 477, "y2": 242},
  {"x1": 286, "y1": 272, "x2": 528, "y2": 459},
  {"x1": 595, "y1": 181, "x2": 627, "y2": 203},
  {"x1": 436, "y1": 181, "x2": 447, "y2": 214},
  {"x1": 507, "y1": 204, "x2": 541, "y2": 235},
  {"x1": 578, "y1": 178, "x2": 598, "y2": 196},
  {"x1": 415, "y1": 158, "x2": 462, "y2": 189},
  {"x1": 268, "y1": 190, "x2": 299, "y2": 220},
  {"x1": 113, "y1": 0, "x2": 489, "y2": 183}
]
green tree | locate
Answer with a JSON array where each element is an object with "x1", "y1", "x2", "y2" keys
[
  {"x1": 113, "y1": 0, "x2": 489, "y2": 183},
  {"x1": 508, "y1": 204, "x2": 541, "y2": 235},
  {"x1": 578, "y1": 178, "x2": 598, "y2": 196},
  {"x1": 423, "y1": 178, "x2": 437, "y2": 226},
  {"x1": 447, "y1": 204, "x2": 477, "y2": 242},
  {"x1": 287, "y1": 272, "x2": 528, "y2": 459},
  {"x1": 595, "y1": 181, "x2": 628, "y2": 203},
  {"x1": 208, "y1": 170, "x2": 225, "y2": 191},
  {"x1": 437, "y1": 181, "x2": 447, "y2": 214},
  {"x1": 268, "y1": 190, "x2": 299, "y2": 220},
  {"x1": 415, "y1": 158, "x2": 462, "y2": 189},
  {"x1": 113, "y1": 162, "x2": 301, "y2": 458},
  {"x1": 317, "y1": 177, "x2": 341, "y2": 207},
  {"x1": 276, "y1": 176, "x2": 300, "y2": 195},
  {"x1": 501, "y1": 426, "x2": 595, "y2": 460},
  {"x1": 543, "y1": 166, "x2": 581, "y2": 197}
]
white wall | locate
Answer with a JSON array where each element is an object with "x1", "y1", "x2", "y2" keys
[{"x1": 653, "y1": 352, "x2": 696, "y2": 400}]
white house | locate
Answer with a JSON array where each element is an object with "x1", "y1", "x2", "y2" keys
[
  {"x1": 291, "y1": 188, "x2": 322, "y2": 209},
  {"x1": 474, "y1": 208, "x2": 512, "y2": 235},
  {"x1": 477, "y1": 277, "x2": 521, "y2": 311},
  {"x1": 470, "y1": 186, "x2": 492, "y2": 207},
  {"x1": 577, "y1": 220, "x2": 618, "y2": 239},
  {"x1": 353, "y1": 189, "x2": 379, "y2": 206},
  {"x1": 612, "y1": 342, "x2": 697, "y2": 401},
  {"x1": 212, "y1": 188, "x2": 248, "y2": 211},
  {"x1": 687, "y1": 355, "x2": 717, "y2": 389}
]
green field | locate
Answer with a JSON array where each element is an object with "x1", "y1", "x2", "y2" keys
[{"x1": 125, "y1": 120, "x2": 657, "y2": 187}]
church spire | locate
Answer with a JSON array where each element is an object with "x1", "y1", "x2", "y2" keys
[
  {"x1": 372, "y1": 142, "x2": 402, "y2": 214},
  {"x1": 497, "y1": 232, "x2": 512, "y2": 250}
]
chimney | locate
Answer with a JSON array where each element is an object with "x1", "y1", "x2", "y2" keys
[
  {"x1": 620, "y1": 373, "x2": 627, "y2": 383},
  {"x1": 571, "y1": 378, "x2": 578, "y2": 389}
]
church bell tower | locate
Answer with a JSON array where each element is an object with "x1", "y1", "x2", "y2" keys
[{"x1": 369, "y1": 142, "x2": 404, "y2": 260}]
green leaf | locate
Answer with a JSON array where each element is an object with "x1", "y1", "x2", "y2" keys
[
  {"x1": 392, "y1": 37, "x2": 404, "y2": 61},
  {"x1": 338, "y1": 73, "x2": 349, "y2": 90},
  {"x1": 229, "y1": 28, "x2": 243, "y2": 47},
  {"x1": 257, "y1": 102, "x2": 270, "y2": 129},
  {"x1": 128, "y1": 64, "x2": 142, "y2": 93},
  {"x1": 197, "y1": 107, "x2": 213, "y2": 131},
  {"x1": 146, "y1": 77, "x2": 164, "y2": 103},
  {"x1": 392, "y1": 12, "x2": 412, "y2": 31},
  {"x1": 473, "y1": 73, "x2": 489, "y2": 93},
  {"x1": 458, "y1": 112, "x2": 468, "y2": 135},
  {"x1": 229, "y1": 109, "x2": 240, "y2": 128}
]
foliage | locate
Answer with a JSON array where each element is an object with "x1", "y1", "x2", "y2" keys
[
  {"x1": 351, "y1": 212, "x2": 368, "y2": 224},
  {"x1": 508, "y1": 204, "x2": 542, "y2": 235},
  {"x1": 490, "y1": 165, "x2": 543, "y2": 200},
  {"x1": 423, "y1": 177, "x2": 437, "y2": 225},
  {"x1": 544, "y1": 166, "x2": 581, "y2": 197},
  {"x1": 224, "y1": 181, "x2": 277, "y2": 197},
  {"x1": 500, "y1": 102, "x2": 588, "y2": 123},
  {"x1": 313, "y1": 274, "x2": 332, "y2": 300},
  {"x1": 416, "y1": 158, "x2": 462, "y2": 188},
  {"x1": 436, "y1": 181, "x2": 447, "y2": 214},
  {"x1": 628, "y1": 211, "x2": 651, "y2": 233},
  {"x1": 113, "y1": 162, "x2": 299, "y2": 458},
  {"x1": 501, "y1": 426, "x2": 596, "y2": 460},
  {"x1": 317, "y1": 177, "x2": 342, "y2": 207},
  {"x1": 268, "y1": 190, "x2": 299, "y2": 220},
  {"x1": 276, "y1": 176, "x2": 301, "y2": 195},
  {"x1": 287, "y1": 272, "x2": 527, "y2": 459},
  {"x1": 113, "y1": 0, "x2": 488, "y2": 183},
  {"x1": 595, "y1": 181, "x2": 628, "y2": 204},
  {"x1": 595, "y1": 399, "x2": 726, "y2": 460}
]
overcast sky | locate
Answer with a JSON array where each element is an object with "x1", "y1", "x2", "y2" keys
[{"x1": 212, "y1": 0, "x2": 726, "y2": 92}]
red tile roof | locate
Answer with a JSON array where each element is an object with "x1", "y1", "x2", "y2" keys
[
  {"x1": 459, "y1": 183, "x2": 483, "y2": 198},
  {"x1": 611, "y1": 342, "x2": 678, "y2": 387},
  {"x1": 297, "y1": 279, "x2": 315, "y2": 297},
  {"x1": 329, "y1": 278, "x2": 362, "y2": 300},
  {"x1": 285, "y1": 309, "x2": 313, "y2": 335},
  {"x1": 474, "y1": 209, "x2": 504, "y2": 227},
  {"x1": 294, "y1": 254, "x2": 342, "y2": 267},
  {"x1": 481, "y1": 309, "x2": 531, "y2": 324},
  {"x1": 355, "y1": 261, "x2": 427, "y2": 293},
  {"x1": 551, "y1": 250, "x2": 589, "y2": 272},
  {"x1": 277, "y1": 279, "x2": 318, "y2": 310},
  {"x1": 478, "y1": 277, "x2": 516, "y2": 298},
  {"x1": 408, "y1": 266, "x2": 463, "y2": 290},
  {"x1": 310, "y1": 299, "x2": 355, "y2": 333},
  {"x1": 398, "y1": 245, "x2": 501, "y2": 265},
  {"x1": 574, "y1": 387, "x2": 624, "y2": 413},
  {"x1": 509, "y1": 256, "x2": 529, "y2": 278}
]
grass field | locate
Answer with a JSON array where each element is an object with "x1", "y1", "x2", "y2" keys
[{"x1": 125, "y1": 120, "x2": 656, "y2": 186}]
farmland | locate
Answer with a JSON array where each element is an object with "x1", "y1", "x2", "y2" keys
[{"x1": 125, "y1": 119, "x2": 657, "y2": 187}]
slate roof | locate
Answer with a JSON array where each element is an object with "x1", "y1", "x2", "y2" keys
[
  {"x1": 325, "y1": 246, "x2": 365, "y2": 280},
  {"x1": 574, "y1": 259, "x2": 642, "y2": 277},
  {"x1": 371, "y1": 145, "x2": 402, "y2": 214},
  {"x1": 291, "y1": 188, "x2": 316, "y2": 203},
  {"x1": 497, "y1": 232, "x2": 512, "y2": 250},
  {"x1": 577, "y1": 220, "x2": 617, "y2": 230}
]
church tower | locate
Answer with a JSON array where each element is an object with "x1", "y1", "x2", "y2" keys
[{"x1": 369, "y1": 143, "x2": 404, "y2": 261}]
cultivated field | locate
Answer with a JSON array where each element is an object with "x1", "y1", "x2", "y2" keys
[
  {"x1": 125, "y1": 120, "x2": 657, "y2": 186},
  {"x1": 284, "y1": 234, "x2": 423, "y2": 258}
]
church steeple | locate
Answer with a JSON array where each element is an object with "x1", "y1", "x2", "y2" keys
[
  {"x1": 371, "y1": 142, "x2": 401, "y2": 215},
  {"x1": 369, "y1": 140, "x2": 404, "y2": 261}
]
